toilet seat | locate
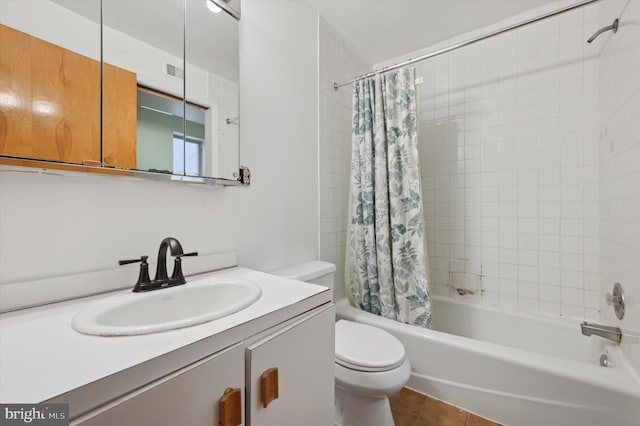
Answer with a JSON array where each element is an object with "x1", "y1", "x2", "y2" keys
[{"x1": 335, "y1": 320, "x2": 406, "y2": 372}]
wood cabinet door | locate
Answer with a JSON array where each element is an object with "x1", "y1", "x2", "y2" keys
[
  {"x1": 246, "y1": 305, "x2": 335, "y2": 426},
  {"x1": 75, "y1": 343, "x2": 245, "y2": 426},
  {"x1": 102, "y1": 63, "x2": 137, "y2": 169},
  {"x1": 0, "y1": 24, "x2": 100, "y2": 164}
]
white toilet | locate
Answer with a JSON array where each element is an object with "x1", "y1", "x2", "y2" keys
[{"x1": 274, "y1": 261, "x2": 411, "y2": 426}]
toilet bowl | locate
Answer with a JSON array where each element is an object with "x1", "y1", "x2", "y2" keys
[
  {"x1": 273, "y1": 261, "x2": 411, "y2": 426},
  {"x1": 334, "y1": 319, "x2": 411, "y2": 426}
]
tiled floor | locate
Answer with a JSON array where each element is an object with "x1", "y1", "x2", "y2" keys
[{"x1": 389, "y1": 388, "x2": 502, "y2": 426}]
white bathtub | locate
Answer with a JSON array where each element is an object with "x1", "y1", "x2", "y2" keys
[{"x1": 336, "y1": 296, "x2": 640, "y2": 426}]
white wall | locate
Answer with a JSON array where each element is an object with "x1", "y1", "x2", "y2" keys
[
  {"x1": 232, "y1": 0, "x2": 319, "y2": 273},
  {"x1": 598, "y1": 0, "x2": 640, "y2": 376},
  {"x1": 0, "y1": 0, "x2": 321, "y2": 308},
  {"x1": 0, "y1": 171, "x2": 236, "y2": 284},
  {"x1": 318, "y1": 18, "x2": 370, "y2": 301},
  {"x1": 0, "y1": 0, "x2": 101, "y2": 61}
]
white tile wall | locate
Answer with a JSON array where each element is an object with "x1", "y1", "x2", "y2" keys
[
  {"x1": 318, "y1": 18, "x2": 371, "y2": 301},
  {"x1": 381, "y1": 2, "x2": 602, "y2": 320},
  {"x1": 598, "y1": 0, "x2": 640, "y2": 377}
]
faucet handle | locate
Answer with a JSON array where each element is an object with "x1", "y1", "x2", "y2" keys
[
  {"x1": 174, "y1": 251, "x2": 198, "y2": 258},
  {"x1": 170, "y1": 252, "x2": 198, "y2": 283},
  {"x1": 606, "y1": 282, "x2": 626, "y2": 320},
  {"x1": 119, "y1": 256, "x2": 152, "y2": 292},
  {"x1": 119, "y1": 255, "x2": 149, "y2": 265}
]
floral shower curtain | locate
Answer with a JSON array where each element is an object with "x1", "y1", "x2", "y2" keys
[{"x1": 347, "y1": 67, "x2": 432, "y2": 328}]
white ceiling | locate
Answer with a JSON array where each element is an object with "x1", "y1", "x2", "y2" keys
[
  {"x1": 306, "y1": 0, "x2": 557, "y2": 65},
  {"x1": 51, "y1": 0, "x2": 558, "y2": 82}
]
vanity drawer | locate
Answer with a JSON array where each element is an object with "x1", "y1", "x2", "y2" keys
[{"x1": 73, "y1": 343, "x2": 245, "y2": 426}]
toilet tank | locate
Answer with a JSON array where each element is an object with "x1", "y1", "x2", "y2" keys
[{"x1": 272, "y1": 261, "x2": 336, "y2": 298}]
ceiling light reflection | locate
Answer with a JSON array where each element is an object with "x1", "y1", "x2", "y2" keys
[
  {"x1": 206, "y1": 0, "x2": 222, "y2": 13},
  {"x1": 0, "y1": 92, "x2": 20, "y2": 109},
  {"x1": 32, "y1": 100, "x2": 58, "y2": 116}
]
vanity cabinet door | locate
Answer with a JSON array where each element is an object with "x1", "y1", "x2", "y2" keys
[
  {"x1": 245, "y1": 305, "x2": 335, "y2": 426},
  {"x1": 75, "y1": 343, "x2": 245, "y2": 426}
]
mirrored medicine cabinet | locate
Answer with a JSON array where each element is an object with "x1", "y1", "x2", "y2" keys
[{"x1": 0, "y1": 0, "x2": 241, "y2": 185}]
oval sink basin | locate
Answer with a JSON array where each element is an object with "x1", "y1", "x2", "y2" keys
[{"x1": 72, "y1": 279, "x2": 262, "y2": 336}]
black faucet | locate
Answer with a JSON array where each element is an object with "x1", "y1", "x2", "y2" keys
[
  {"x1": 155, "y1": 237, "x2": 185, "y2": 282},
  {"x1": 119, "y1": 237, "x2": 198, "y2": 292}
]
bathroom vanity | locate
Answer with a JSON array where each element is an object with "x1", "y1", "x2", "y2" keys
[{"x1": 0, "y1": 267, "x2": 335, "y2": 425}]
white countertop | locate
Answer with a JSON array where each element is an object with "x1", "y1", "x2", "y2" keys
[{"x1": 0, "y1": 267, "x2": 330, "y2": 413}]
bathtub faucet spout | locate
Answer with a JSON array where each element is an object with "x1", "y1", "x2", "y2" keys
[{"x1": 580, "y1": 322, "x2": 622, "y2": 344}]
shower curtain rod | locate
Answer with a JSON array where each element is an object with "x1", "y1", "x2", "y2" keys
[{"x1": 333, "y1": 0, "x2": 599, "y2": 90}]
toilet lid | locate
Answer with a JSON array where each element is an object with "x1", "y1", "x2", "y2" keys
[{"x1": 334, "y1": 320, "x2": 406, "y2": 372}]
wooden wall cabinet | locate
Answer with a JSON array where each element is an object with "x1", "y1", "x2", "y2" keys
[
  {"x1": 1, "y1": 0, "x2": 241, "y2": 184},
  {"x1": 0, "y1": 24, "x2": 101, "y2": 164},
  {"x1": 0, "y1": 24, "x2": 137, "y2": 170},
  {"x1": 103, "y1": 63, "x2": 137, "y2": 169}
]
